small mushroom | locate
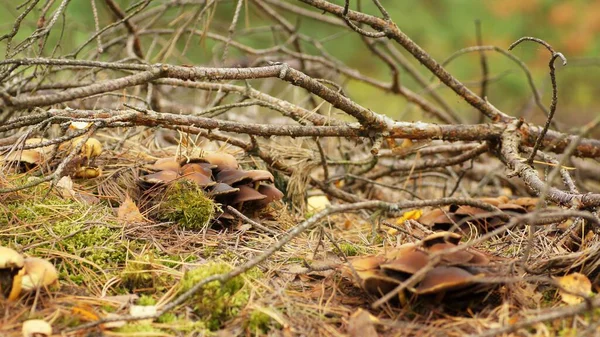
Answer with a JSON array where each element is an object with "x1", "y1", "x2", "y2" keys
[
  {"x1": 209, "y1": 183, "x2": 240, "y2": 197},
  {"x1": 1, "y1": 138, "x2": 52, "y2": 168},
  {"x1": 182, "y1": 163, "x2": 214, "y2": 177},
  {"x1": 22, "y1": 319, "x2": 52, "y2": 337},
  {"x1": 468, "y1": 249, "x2": 491, "y2": 265},
  {"x1": 511, "y1": 197, "x2": 539, "y2": 211},
  {"x1": 381, "y1": 249, "x2": 428, "y2": 276},
  {"x1": 152, "y1": 158, "x2": 182, "y2": 172},
  {"x1": 418, "y1": 209, "x2": 461, "y2": 231},
  {"x1": 72, "y1": 166, "x2": 102, "y2": 179},
  {"x1": 498, "y1": 203, "x2": 527, "y2": 214},
  {"x1": 246, "y1": 170, "x2": 275, "y2": 184},
  {"x1": 362, "y1": 270, "x2": 402, "y2": 296},
  {"x1": 20, "y1": 257, "x2": 59, "y2": 291},
  {"x1": 216, "y1": 169, "x2": 253, "y2": 186},
  {"x1": 69, "y1": 121, "x2": 92, "y2": 130},
  {"x1": 79, "y1": 138, "x2": 103, "y2": 160},
  {"x1": 349, "y1": 255, "x2": 385, "y2": 272},
  {"x1": 140, "y1": 170, "x2": 180, "y2": 184},
  {"x1": 230, "y1": 185, "x2": 267, "y2": 205},
  {"x1": 203, "y1": 152, "x2": 238, "y2": 171},
  {"x1": 477, "y1": 196, "x2": 509, "y2": 207},
  {"x1": 254, "y1": 184, "x2": 284, "y2": 207},
  {"x1": 0, "y1": 246, "x2": 25, "y2": 300},
  {"x1": 385, "y1": 243, "x2": 418, "y2": 260},
  {"x1": 181, "y1": 172, "x2": 216, "y2": 187},
  {"x1": 420, "y1": 232, "x2": 462, "y2": 248},
  {"x1": 415, "y1": 266, "x2": 478, "y2": 295},
  {"x1": 450, "y1": 205, "x2": 489, "y2": 217},
  {"x1": 2, "y1": 150, "x2": 43, "y2": 166},
  {"x1": 427, "y1": 243, "x2": 474, "y2": 265}
]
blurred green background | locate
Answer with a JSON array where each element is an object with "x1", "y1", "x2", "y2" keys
[{"x1": 1, "y1": 0, "x2": 599, "y2": 130}]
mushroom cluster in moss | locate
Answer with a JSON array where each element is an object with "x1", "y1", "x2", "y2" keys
[
  {"x1": 418, "y1": 196, "x2": 536, "y2": 232},
  {"x1": 139, "y1": 153, "x2": 284, "y2": 225},
  {"x1": 0, "y1": 247, "x2": 58, "y2": 301},
  {"x1": 344, "y1": 232, "x2": 500, "y2": 303}
]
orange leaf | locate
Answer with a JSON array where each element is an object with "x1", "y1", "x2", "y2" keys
[{"x1": 117, "y1": 194, "x2": 146, "y2": 224}]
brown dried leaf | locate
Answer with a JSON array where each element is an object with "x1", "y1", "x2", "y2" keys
[
  {"x1": 348, "y1": 309, "x2": 379, "y2": 337},
  {"x1": 117, "y1": 194, "x2": 146, "y2": 224}
]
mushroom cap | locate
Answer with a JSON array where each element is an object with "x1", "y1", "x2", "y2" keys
[
  {"x1": 384, "y1": 243, "x2": 417, "y2": 260},
  {"x1": 21, "y1": 257, "x2": 58, "y2": 291},
  {"x1": 152, "y1": 158, "x2": 182, "y2": 172},
  {"x1": 381, "y1": 249, "x2": 428, "y2": 275},
  {"x1": 415, "y1": 266, "x2": 477, "y2": 295},
  {"x1": 22, "y1": 319, "x2": 52, "y2": 337},
  {"x1": 450, "y1": 205, "x2": 489, "y2": 217},
  {"x1": 468, "y1": 249, "x2": 491, "y2": 265},
  {"x1": 350, "y1": 255, "x2": 385, "y2": 271},
  {"x1": 428, "y1": 243, "x2": 474, "y2": 264},
  {"x1": 73, "y1": 166, "x2": 102, "y2": 179},
  {"x1": 418, "y1": 209, "x2": 461, "y2": 231},
  {"x1": 255, "y1": 184, "x2": 284, "y2": 206},
  {"x1": 209, "y1": 183, "x2": 240, "y2": 197},
  {"x1": 216, "y1": 169, "x2": 253, "y2": 186},
  {"x1": 0, "y1": 247, "x2": 24, "y2": 269},
  {"x1": 182, "y1": 163, "x2": 214, "y2": 177},
  {"x1": 246, "y1": 170, "x2": 275, "y2": 183},
  {"x1": 181, "y1": 172, "x2": 216, "y2": 187},
  {"x1": 140, "y1": 170, "x2": 180, "y2": 184},
  {"x1": 478, "y1": 196, "x2": 509, "y2": 207},
  {"x1": 498, "y1": 203, "x2": 527, "y2": 214},
  {"x1": 2, "y1": 150, "x2": 44, "y2": 165},
  {"x1": 230, "y1": 185, "x2": 267, "y2": 204},
  {"x1": 418, "y1": 208, "x2": 447, "y2": 226},
  {"x1": 421, "y1": 232, "x2": 462, "y2": 248},
  {"x1": 203, "y1": 152, "x2": 238, "y2": 171},
  {"x1": 216, "y1": 210, "x2": 235, "y2": 220},
  {"x1": 511, "y1": 197, "x2": 539, "y2": 210},
  {"x1": 362, "y1": 270, "x2": 402, "y2": 296},
  {"x1": 80, "y1": 138, "x2": 103, "y2": 159}
]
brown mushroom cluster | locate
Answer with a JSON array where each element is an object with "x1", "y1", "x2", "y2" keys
[
  {"x1": 345, "y1": 232, "x2": 500, "y2": 303},
  {"x1": 0, "y1": 247, "x2": 58, "y2": 301},
  {"x1": 418, "y1": 196, "x2": 538, "y2": 232},
  {"x1": 139, "y1": 153, "x2": 284, "y2": 224}
]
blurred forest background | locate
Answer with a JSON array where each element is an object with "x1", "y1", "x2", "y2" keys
[{"x1": 1, "y1": 0, "x2": 599, "y2": 128}]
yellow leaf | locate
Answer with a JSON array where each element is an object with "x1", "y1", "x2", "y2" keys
[
  {"x1": 307, "y1": 195, "x2": 330, "y2": 213},
  {"x1": 117, "y1": 194, "x2": 146, "y2": 224},
  {"x1": 556, "y1": 273, "x2": 592, "y2": 305},
  {"x1": 395, "y1": 209, "x2": 423, "y2": 225}
]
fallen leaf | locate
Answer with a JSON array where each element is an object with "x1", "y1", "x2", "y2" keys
[
  {"x1": 307, "y1": 195, "x2": 330, "y2": 213},
  {"x1": 389, "y1": 209, "x2": 423, "y2": 234},
  {"x1": 56, "y1": 176, "x2": 76, "y2": 199},
  {"x1": 348, "y1": 309, "x2": 379, "y2": 337},
  {"x1": 395, "y1": 209, "x2": 423, "y2": 224},
  {"x1": 117, "y1": 194, "x2": 146, "y2": 224},
  {"x1": 556, "y1": 273, "x2": 592, "y2": 305}
]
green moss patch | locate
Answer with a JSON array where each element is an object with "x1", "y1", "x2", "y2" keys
[{"x1": 158, "y1": 180, "x2": 218, "y2": 230}]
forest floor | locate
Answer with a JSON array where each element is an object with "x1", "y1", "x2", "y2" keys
[{"x1": 0, "y1": 134, "x2": 594, "y2": 337}]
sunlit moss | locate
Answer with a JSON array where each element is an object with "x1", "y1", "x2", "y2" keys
[
  {"x1": 116, "y1": 323, "x2": 162, "y2": 334},
  {"x1": 121, "y1": 253, "x2": 157, "y2": 291},
  {"x1": 137, "y1": 294, "x2": 157, "y2": 306},
  {"x1": 2, "y1": 186, "x2": 126, "y2": 268},
  {"x1": 245, "y1": 309, "x2": 280, "y2": 334},
  {"x1": 158, "y1": 180, "x2": 217, "y2": 230},
  {"x1": 177, "y1": 262, "x2": 262, "y2": 331},
  {"x1": 338, "y1": 242, "x2": 363, "y2": 256}
]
